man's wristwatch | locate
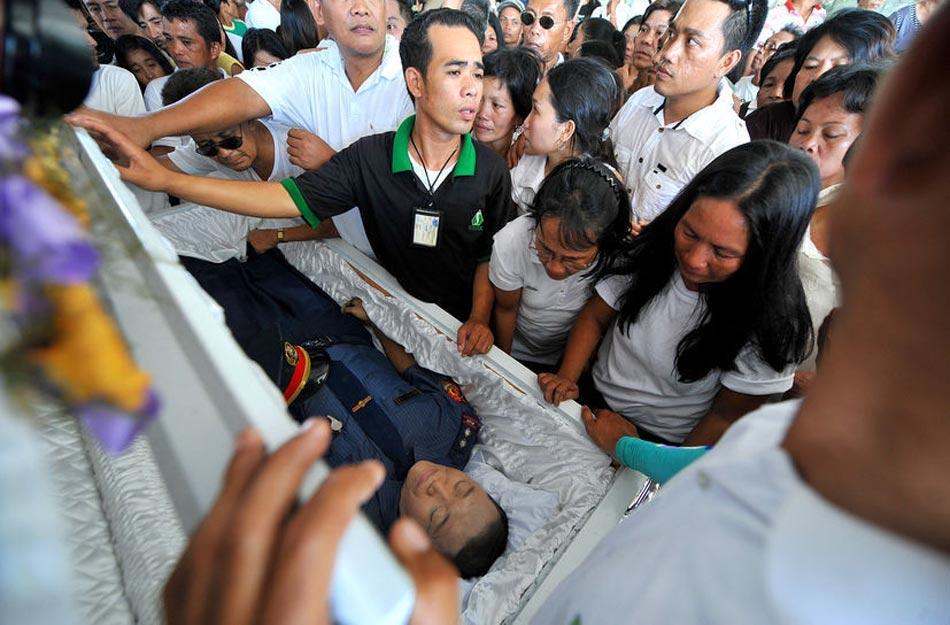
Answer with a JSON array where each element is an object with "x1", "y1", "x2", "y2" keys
[{"x1": 276, "y1": 228, "x2": 285, "y2": 244}]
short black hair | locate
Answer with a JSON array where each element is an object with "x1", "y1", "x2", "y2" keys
[
  {"x1": 461, "y1": 0, "x2": 490, "y2": 28},
  {"x1": 620, "y1": 15, "x2": 643, "y2": 34},
  {"x1": 242, "y1": 27, "x2": 290, "y2": 66},
  {"x1": 795, "y1": 64, "x2": 882, "y2": 124},
  {"x1": 487, "y1": 11, "x2": 506, "y2": 49},
  {"x1": 118, "y1": 0, "x2": 146, "y2": 22},
  {"x1": 580, "y1": 39, "x2": 621, "y2": 67},
  {"x1": 160, "y1": 0, "x2": 222, "y2": 46},
  {"x1": 114, "y1": 34, "x2": 175, "y2": 75},
  {"x1": 394, "y1": 0, "x2": 413, "y2": 24},
  {"x1": 722, "y1": 0, "x2": 768, "y2": 83},
  {"x1": 160, "y1": 66, "x2": 224, "y2": 106},
  {"x1": 640, "y1": 0, "x2": 681, "y2": 27},
  {"x1": 399, "y1": 8, "x2": 483, "y2": 99},
  {"x1": 202, "y1": 0, "x2": 222, "y2": 14},
  {"x1": 757, "y1": 40, "x2": 796, "y2": 84},
  {"x1": 483, "y1": 46, "x2": 543, "y2": 120},
  {"x1": 451, "y1": 495, "x2": 509, "y2": 579},
  {"x1": 783, "y1": 8, "x2": 895, "y2": 99},
  {"x1": 777, "y1": 24, "x2": 803, "y2": 39}
]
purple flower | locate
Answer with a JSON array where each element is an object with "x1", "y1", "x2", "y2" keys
[
  {"x1": 0, "y1": 96, "x2": 28, "y2": 162},
  {"x1": 0, "y1": 176, "x2": 99, "y2": 284},
  {"x1": 77, "y1": 388, "x2": 160, "y2": 454}
]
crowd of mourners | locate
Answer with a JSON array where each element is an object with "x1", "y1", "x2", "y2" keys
[{"x1": 60, "y1": 0, "x2": 950, "y2": 619}]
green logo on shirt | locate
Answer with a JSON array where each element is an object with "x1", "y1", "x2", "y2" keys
[{"x1": 470, "y1": 209, "x2": 485, "y2": 231}]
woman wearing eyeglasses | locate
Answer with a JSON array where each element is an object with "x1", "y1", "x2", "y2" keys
[
  {"x1": 539, "y1": 142, "x2": 818, "y2": 447},
  {"x1": 490, "y1": 159, "x2": 631, "y2": 371},
  {"x1": 510, "y1": 57, "x2": 623, "y2": 215}
]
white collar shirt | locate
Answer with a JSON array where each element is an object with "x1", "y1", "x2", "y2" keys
[
  {"x1": 236, "y1": 36, "x2": 412, "y2": 258},
  {"x1": 509, "y1": 153, "x2": 547, "y2": 215},
  {"x1": 529, "y1": 399, "x2": 950, "y2": 625},
  {"x1": 236, "y1": 36, "x2": 413, "y2": 151},
  {"x1": 610, "y1": 80, "x2": 749, "y2": 222}
]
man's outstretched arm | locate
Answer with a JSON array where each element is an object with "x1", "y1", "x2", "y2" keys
[
  {"x1": 68, "y1": 78, "x2": 271, "y2": 149},
  {"x1": 77, "y1": 118, "x2": 300, "y2": 219}
]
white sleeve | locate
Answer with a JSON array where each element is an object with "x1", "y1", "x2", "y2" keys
[
  {"x1": 113, "y1": 70, "x2": 146, "y2": 116},
  {"x1": 720, "y1": 343, "x2": 795, "y2": 396},
  {"x1": 143, "y1": 78, "x2": 165, "y2": 112},
  {"x1": 236, "y1": 56, "x2": 320, "y2": 131},
  {"x1": 488, "y1": 219, "x2": 528, "y2": 292},
  {"x1": 166, "y1": 143, "x2": 218, "y2": 176},
  {"x1": 594, "y1": 274, "x2": 631, "y2": 310}
]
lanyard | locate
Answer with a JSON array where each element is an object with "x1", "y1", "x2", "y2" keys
[
  {"x1": 652, "y1": 100, "x2": 690, "y2": 130},
  {"x1": 409, "y1": 134, "x2": 459, "y2": 205}
]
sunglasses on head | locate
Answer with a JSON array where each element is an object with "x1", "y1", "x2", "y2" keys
[
  {"x1": 195, "y1": 129, "x2": 243, "y2": 157},
  {"x1": 521, "y1": 10, "x2": 557, "y2": 29}
]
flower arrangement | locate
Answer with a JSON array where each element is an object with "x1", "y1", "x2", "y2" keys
[{"x1": 0, "y1": 96, "x2": 159, "y2": 453}]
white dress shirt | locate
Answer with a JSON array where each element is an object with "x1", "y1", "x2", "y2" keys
[
  {"x1": 529, "y1": 399, "x2": 950, "y2": 625},
  {"x1": 610, "y1": 80, "x2": 750, "y2": 222},
  {"x1": 237, "y1": 37, "x2": 414, "y2": 256}
]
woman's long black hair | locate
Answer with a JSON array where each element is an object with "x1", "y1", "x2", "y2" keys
[
  {"x1": 529, "y1": 157, "x2": 632, "y2": 281},
  {"x1": 278, "y1": 0, "x2": 320, "y2": 55},
  {"x1": 546, "y1": 57, "x2": 623, "y2": 170},
  {"x1": 608, "y1": 141, "x2": 818, "y2": 382}
]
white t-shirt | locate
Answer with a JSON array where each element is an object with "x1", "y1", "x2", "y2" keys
[
  {"x1": 84, "y1": 64, "x2": 145, "y2": 116},
  {"x1": 143, "y1": 73, "x2": 170, "y2": 112},
  {"x1": 489, "y1": 215, "x2": 596, "y2": 365},
  {"x1": 155, "y1": 120, "x2": 304, "y2": 262},
  {"x1": 592, "y1": 272, "x2": 794, "y2": 442},
  {"x1": 244, "y1": 0, "x2": 281, "y2": 31},
  {"x1": 237, "y1": 37, "x2": 414, "y2": 257},
  {"x1": 611, "y1": 81, "x2": 750, "y2": 222},
  {"x1": 798, "y1": 223, "x2": 840, "y2": 372},
  {"x1": 167, "y1": 118, "x2": 303, "y2": 182},
  {"x1": 509, "y1": 153, "x2": 546, "y2": 215},
  {"x1": 530, "y1": 399, "x2": 950, "y2": 625},
  {"x1": 84, "y1": 65, "x2": 168, "y2": 214}
]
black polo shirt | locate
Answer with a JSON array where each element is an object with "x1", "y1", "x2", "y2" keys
[{"x1": 281, "y1": 115, "x2": 514, "y2": 321}]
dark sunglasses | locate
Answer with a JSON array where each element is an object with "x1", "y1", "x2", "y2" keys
[
  {"x1": 195, "y1": 131, "x2": 243, "y2": 157},
  {"x1": 521, "y1": 10, "x2": 556, "y2": 29}
]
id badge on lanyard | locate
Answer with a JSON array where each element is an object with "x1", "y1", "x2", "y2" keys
[{"x1": 411, "y1": 205, "x2": 442, "y2": 248}]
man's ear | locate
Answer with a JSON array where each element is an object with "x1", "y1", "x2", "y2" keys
[
  {"x1": 560, "y1": 20, "x2": 576, "y2": 49},
  {"x1": 209, "y1": 40, "x2": 223, "y2": 62},
  {"x1": 717, "y1": 48, "x2": 743, "y2": 80},
  {"x1": 313, "y1": 0, "x2": 327, "y2": 27},
  {"x1": 405, "y1": 66, "x2": 426, "y2": 100}
]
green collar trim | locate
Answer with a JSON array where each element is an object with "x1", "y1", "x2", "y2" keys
[{"x1": 391, "y1": 114, "x2": 476, "y2": 177}]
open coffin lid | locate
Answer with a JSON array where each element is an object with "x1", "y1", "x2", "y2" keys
[{"x1": 68, "y1": 127, "x2": 657, "y2": 625}]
